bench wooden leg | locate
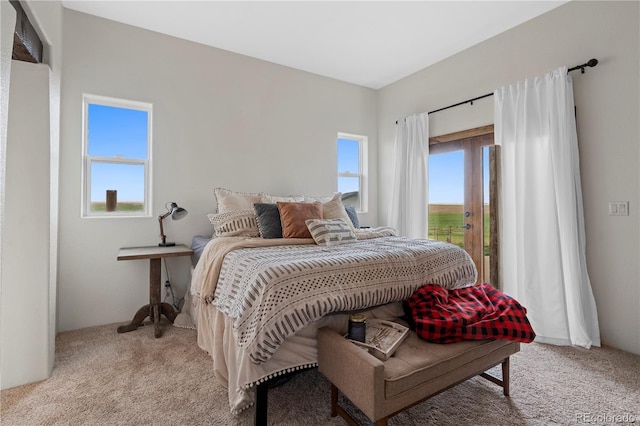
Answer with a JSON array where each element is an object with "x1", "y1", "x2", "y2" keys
[
  {"x1": 479, "y1": 356, "x2": 511, "y2": 396},
  {"x1": 331, "y1": 384, "x2": 338, "y2": 417},
  {"x1": 502, "y1": 357, "x2": 510, "y2": 396},
  {"x1": 331, "y1": 383, "x2": 381, "y2": 426}
]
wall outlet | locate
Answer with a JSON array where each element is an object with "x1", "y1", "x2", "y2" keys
[{"x1": 609, "y1": 201, "x2": 629, "y2": 216}]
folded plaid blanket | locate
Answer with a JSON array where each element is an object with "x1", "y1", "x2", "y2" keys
[{"x1": 406, "y1": 283, "x2": 536, "y2": 343}]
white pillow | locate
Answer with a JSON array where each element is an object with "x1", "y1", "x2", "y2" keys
[
  {"x1": 303, "y1": 194, "x2": 335, "y2": 203},
  {"x1": 261, "y1": 194, "x2": 305, "y2": 203},
  {"x1": 322, "y1": 193, "x2": 356, "y2": 231},
  {"x1": 306, "y1": 218, "x2": 357, "y2": 246},
  {"x1": 214, "y1": 188, "x2": 262, "y2": 213},
  {"x1": 207, "y1": 209, "x2": 260, "y2": 237}
]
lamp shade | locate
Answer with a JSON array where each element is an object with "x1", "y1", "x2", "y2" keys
[
  {"x1": 170, "y1": 203, "x2": 188, "y2": 220},
  {"x1": 159, "y1": 202, "x2": 188, "y2": 246}
]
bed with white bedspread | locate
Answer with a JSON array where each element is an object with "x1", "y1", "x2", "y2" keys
[{"x1": 188, "y1": 231, "x2": 477, "y2": 414}]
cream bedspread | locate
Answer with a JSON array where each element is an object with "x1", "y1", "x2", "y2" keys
[
  {"x1": 189, "y1": 233, "x2": 477, "y2": 413},
  {"x1": 190, "y1": 236, "x2": 315, "y2": 303},
  {"x1": 192, "y1": 235, "x2": 477, "y2": 365}
]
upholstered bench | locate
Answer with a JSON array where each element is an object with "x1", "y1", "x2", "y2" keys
[{"x1": 317, "y1": 327, "x2": 520, "y2": 426}]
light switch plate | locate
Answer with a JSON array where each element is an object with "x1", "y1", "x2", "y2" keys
[{"x1": 609, "y1": 201, "x2": 629, "y2": 216}]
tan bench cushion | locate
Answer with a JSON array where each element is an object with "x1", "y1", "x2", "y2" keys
[
  {"x1": 384, "y1": 334, "x2": 516, "y2": 398},
  {"x1": 318, "y1": 326, "x2": 520, "y2": 423}
]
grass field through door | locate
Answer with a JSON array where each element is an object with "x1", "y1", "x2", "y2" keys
[{"x1": 428, "y1": 204, "x2": 490, "y2": 255}]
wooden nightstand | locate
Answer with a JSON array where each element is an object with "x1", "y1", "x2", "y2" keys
[{"x1": 116, "y1": 244, "x2": 194, "y2": 338}]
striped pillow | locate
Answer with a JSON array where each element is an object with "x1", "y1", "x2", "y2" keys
[
  {"x1": 207, "y1": 209, "x2": 260, "y2": 237},
  {"x1": 305, "y1": 218, "x2": 357, "y2": 246}
]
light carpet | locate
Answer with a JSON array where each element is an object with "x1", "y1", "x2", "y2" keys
[{"x1": 1, "y1": 320, "x2": 639, "y2": 425}]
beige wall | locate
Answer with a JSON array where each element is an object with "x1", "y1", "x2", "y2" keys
[
  {"x1": 58, "y1": 10, "x2": 378, "y2": 332},
  {"x1": 378, "y1": 1, "x2": 640, "y2": 354}
]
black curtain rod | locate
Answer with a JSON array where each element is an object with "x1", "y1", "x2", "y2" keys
[
  {"x1": 395, "y1": 58, "x2": 598, "y2": 124},
  {"x1": 568, "y1": 58, "x2": 599, "y2": 74},
  {"x1": 428, "y1": 92, "x2": 493, "y2": 115}
]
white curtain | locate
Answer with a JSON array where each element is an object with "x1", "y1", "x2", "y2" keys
[
  {"x1": 389, "y1": 113, "x2": 429, "y2": 239},
  {"x1": 494, "y1": 67, "x2": 600, "y2": 348}
]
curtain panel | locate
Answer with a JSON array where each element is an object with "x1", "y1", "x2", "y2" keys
[
  {"x1": 494, "y1": 67, "x2": 600, "y2": 349},
  {"x1": 389, "y1": 112, "x2": 429, "y2": 239}
]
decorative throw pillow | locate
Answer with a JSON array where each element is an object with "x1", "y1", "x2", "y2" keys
[
  {"x1": 306, "y1": 218, "x2": 357, "y2": 246},
  {"x1": 207, "y1": 209, "x2": 260, "y2": 237},
  {"x1": 214, "y1": 188, "x2": 262, "y2": 213},
  {"x1": 322, "y1": 193, "x2": 356, "y2": 231},
  {"x1": 253, "y1": 203, "x2": 282, "y2": 238},
  {"x1": 277, "y1": 201, "x2": 323, "y2": 239},
  {"x1": 344, "y1": 205, "x2": 360, "y2": 229},
  {"x1": 253, "y1": 203, "x2": 283, "y2": 239}
]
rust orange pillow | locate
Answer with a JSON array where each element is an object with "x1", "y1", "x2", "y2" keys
[{"x1": 277, "y1": 201, "x2": 323, "y2": 238}]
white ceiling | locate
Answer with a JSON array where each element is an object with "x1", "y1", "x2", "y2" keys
[{"x1": 61, "y1": 1, "x2": 567, "y2": 89}]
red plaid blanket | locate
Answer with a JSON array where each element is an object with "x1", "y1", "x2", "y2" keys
[{"x1": 405, "y1": 283, "x2": 536, "y2": 343}]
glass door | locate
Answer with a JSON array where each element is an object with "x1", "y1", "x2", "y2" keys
[
  {"x1": 428, "y1": 150, "x2": 465, "y2": 248},
  {"x1": 428, "y1": 129, "x2": 496, "y2": 285}
]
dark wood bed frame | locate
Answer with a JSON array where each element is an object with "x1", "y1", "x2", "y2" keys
[{"x1": 254, "y1": 367, "x2": 316, "y2": 426}]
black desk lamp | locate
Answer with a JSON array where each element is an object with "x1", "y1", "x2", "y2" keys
[{"x1": 158, "y1": 202, "x2": 188, "y2": 247}]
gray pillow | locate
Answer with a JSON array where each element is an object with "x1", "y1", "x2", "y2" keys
[
  {"x1": 344, "y1": 205, "x2": 360, "y2": 229},
  {"x1": 191, "y1": 235, "x2": 212, "y2": 267},
  {"x1": 253, "y1": 203, "x2": 283, "y2": 238}
]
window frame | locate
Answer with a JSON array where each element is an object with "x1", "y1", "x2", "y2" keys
[
  {"x1": 82, "y1": 94, "x2": 153, "y2": 218},
  {"x1": 337, "y1": 132, "x2": 368, "y2": 213}
]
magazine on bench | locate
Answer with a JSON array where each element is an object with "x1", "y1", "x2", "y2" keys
[{"x1": 347, "y1": 319, "x2": 410, "y2": 361}]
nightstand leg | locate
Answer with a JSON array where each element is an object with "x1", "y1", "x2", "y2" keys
[
  {"x1": 161, "y1": 303, "x2": 177, "y2": 322},
  {"x1": 153, "y1": 305, "x2": 161, "y2": 338},
  {"x1": 117, "y1": 245, "x2": 193, "y2": 337},
  {"x1": 150, "y1": 258, "x2": 162, "y2": 338},
  {"x1": 117, "y1": 305, "x2": 151, "y2": 333}
]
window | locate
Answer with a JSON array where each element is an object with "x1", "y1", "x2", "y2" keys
[
  {"x1": 82, "y1": 95, "x2": 152, "y2": 217},
  {"x1": 337, "y1": 133, "x2": 367, "y2": 212}
]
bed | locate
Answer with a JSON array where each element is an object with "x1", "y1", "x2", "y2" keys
[{"x1": 183, "y1": 189, "x2": 478, "y2": 418}]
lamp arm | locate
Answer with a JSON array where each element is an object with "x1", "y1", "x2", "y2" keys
[{"x1": 158, "y1": 212, "x2": 171, "y2": 245}]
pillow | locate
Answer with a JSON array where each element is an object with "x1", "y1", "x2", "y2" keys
[
  {"x1": 322, "y1": 193, "x2": 356, "y2": 231},
  {"x1": 261, "y1": 194, "x2": 305, "y2": 203},
  {"x1": 253, "y1": 203, "x2": 283, "y2": 239},
  {"x1": 277, "y1": 201, "x2": 323, "y2": 238},
  {"x1": 207, "y1": 209, "x2": 260, "y2": 237},
  {"x1": 214, "y1": 188, "x2": 262, "y2": 213},
  {"x1": 303, "y1": 194, "x2": 334, "y2": 203},
  {"x1": 306, "y1": 218, "x2": 357, "y2": 246},
  {"x1": 344, "y1": 205, "x2": 360, "y2": 229},
  {"x1": 191, "y1": 235, "x2": 212, "y2": 267}
]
